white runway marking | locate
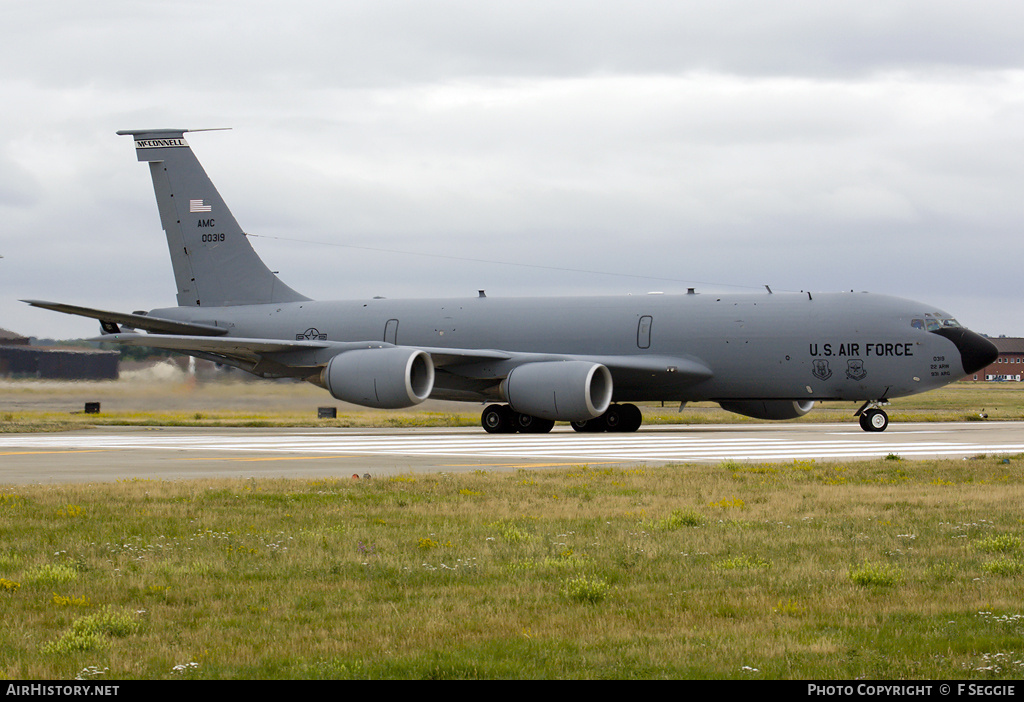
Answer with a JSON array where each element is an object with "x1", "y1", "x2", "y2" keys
[{"x1": 3, "y1": 426, "x2": 1024, "y2": 464}]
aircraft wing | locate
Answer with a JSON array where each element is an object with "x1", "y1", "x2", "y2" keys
[
  {"x1": 580, "y1": 354, "x2": 712, "y2": 380},
  {"x1": 98, "y1": 334, "x2": 514, "y2": 363},
  {"x1": 92, "y1": 331, "x2": 712, "y2": 390},
  {"x1": 95, "y1": 332, "x2": 331, "y2": 356},
  {"x1": 90, "y1": 332, "x2": 518, "y2": 379},
  {"x1": 421, "y1": 347, "x2": 711, "y2": 381},
  {"x1": 92, "y1": 331, "x2": 395, "y2": 378}
]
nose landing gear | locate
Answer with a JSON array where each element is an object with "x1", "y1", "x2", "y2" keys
[{"x1": 856, "y1": 401, "x2": 890, "y2": 432}]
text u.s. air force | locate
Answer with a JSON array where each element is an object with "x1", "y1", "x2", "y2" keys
[{"x1": 809, "y1": 342, "x2": 914, "y2": 358}]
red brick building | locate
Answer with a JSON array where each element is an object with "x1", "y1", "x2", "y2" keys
[{"x1": 971, "y1": 337, "x2": 1024, "y2": 382}]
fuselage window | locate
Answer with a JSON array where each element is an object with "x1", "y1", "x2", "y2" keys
[{"x1": 637, "y1": 316, "x2": 653, "y2": 349}]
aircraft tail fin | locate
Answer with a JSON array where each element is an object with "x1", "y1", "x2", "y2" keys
[{"x1": 117, "y1": 129, "x2": 308, "y2": 307}]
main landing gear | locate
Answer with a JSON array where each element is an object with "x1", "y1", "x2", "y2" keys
[
  {"x1": 481, "y1": 403, "x2": 643, "y2": 434},
  {"x1": 571, "y1": 403, "x2": 643, "y2": 433},
  {"x1": 481, "y1": 405, "x2": 555, "y2": 434},
  {"x1": 856, "y1": 401, "x2": 889, "y2": 432}
]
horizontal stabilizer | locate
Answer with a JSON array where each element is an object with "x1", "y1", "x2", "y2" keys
[{"x1": 21, "y1": 300, "x2": 228, "y2": 336}]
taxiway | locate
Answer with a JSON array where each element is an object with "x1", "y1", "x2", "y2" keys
[{"x1": 2, "y1": 421, "x2": 1023, "y2": 484}]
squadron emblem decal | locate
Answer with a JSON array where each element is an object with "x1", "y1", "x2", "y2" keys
[
  {"x1": 846, "y1": 359, "x2": 867, "y2": 381},
  {"x1": 812, "y1": 359, "x2": 832, "y2": 381}
]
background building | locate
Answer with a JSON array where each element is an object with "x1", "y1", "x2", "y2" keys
[
  {"x1": 0, "y1": 328, "x2": 119, "y2": 380},
  {"x1": 971, "y1": 337, "x2": 1024, "y2": 381}
]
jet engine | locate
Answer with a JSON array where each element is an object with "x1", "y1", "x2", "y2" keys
[
  {"x1": 502, "y1": 361, "x2": 613, "y2": 422},
  {"x1": 718, "y1": 399, "x2": 815, "y2": 421},
  {"x1": 322, "y1": 347, "x2": 434, "y2": 409}
]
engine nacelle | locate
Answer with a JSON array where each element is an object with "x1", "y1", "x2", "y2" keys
[
  {"x1": 322, "y1": 347, "x2": 434, "y2": 409},
  {"x1": 718, "y1": 400, "x2": 815, "y2": 421},
  {"x1": 502, "y1": 361, "x2": 613, "y2": 422}
]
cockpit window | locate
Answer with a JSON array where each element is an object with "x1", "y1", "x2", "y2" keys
[{"x1": 915, "y1": 315, "x2": 961, "y2": 331}]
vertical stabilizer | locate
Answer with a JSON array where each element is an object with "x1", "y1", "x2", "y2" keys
[{"x1": 117, "y1": 129, "x2": 308, "y2": 307}]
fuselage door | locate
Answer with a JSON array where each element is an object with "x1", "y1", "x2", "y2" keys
[
  {"x1": 384, "y1": 319, "x2": 399, "y2": 345},
  {"x1": 637, "y1": 315, "x2": 653, "y2": 349}
]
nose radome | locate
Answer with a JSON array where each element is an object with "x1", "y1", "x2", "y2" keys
[{"x1": 935, "y1": 327, "x2": 999, "y2": 376}]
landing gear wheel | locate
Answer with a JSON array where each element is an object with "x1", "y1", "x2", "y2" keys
[
  {"x1": 571, "y1": 415, "x2": 607, "y2": 433},
  {"x1": 619, "y1": 403, "x2": 643, "y2": 432},
  {"x1": 571, "y1": 404, "x2": 643, "y2": 433},
  {"x1": 515, "y1": 413, "x2": 555, "y2": 434},
  {"x1": 482, "y1": 404, "x2": 515, "y2": 434},
  {"x1": 859, "y1": 408, "x2": 889, "y2": 433},
  {"x1": 602, "y1": 405, "x2": 624, "y2": 431},
  {"x1": 601, "y1": 404, "x2": 644, "y2": 432}
]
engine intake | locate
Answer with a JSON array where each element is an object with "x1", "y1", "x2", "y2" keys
[
  {"x1": 322, "y1": 347, "x2": 434, "y2": 409},
  {"x1": 502, "y1": 361, "x2": 613, "y2": 422},
  {"x1": 718, "y1": 400, "x2": 815, "y2": 421}
]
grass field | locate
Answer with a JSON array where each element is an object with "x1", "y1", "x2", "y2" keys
[
  {"x1": 1, "y1": 378, "x2": 1022, "y2": 679},
  {"x1": 1, "y1": 376, "x2": 1022, "y2": 432},
  {"x1": 2, "y1": 455, "x2": 1024, "y2": 679}
]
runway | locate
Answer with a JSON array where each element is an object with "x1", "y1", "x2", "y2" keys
[{"x1": 2, "y1": 421, "x2": 1024, "y2": 484}]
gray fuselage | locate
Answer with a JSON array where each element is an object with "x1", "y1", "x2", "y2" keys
[{"x1": 152, "y1": 289, "x2": 970, "y2": 404}]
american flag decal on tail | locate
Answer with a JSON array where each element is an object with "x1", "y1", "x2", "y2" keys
[{"x1": 189, "y1": 199, "x2": 212, "y2": 213}]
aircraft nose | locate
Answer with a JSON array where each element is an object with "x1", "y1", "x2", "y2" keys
[{"x1": 935, "y1": 327, "x2": 999, "y2": 376}]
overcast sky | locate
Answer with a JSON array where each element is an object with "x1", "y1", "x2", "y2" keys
[{"x1": 3, "y1": 1, "x2": 1022, "y2": 340}]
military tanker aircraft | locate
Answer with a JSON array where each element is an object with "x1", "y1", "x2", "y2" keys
[{"x1": 25, "y1": 129, "x2": 998, "y2": 433}]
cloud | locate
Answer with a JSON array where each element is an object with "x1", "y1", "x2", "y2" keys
[{"x1": 2, "y1": 1, "x2": 1023, "y2": 339}]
